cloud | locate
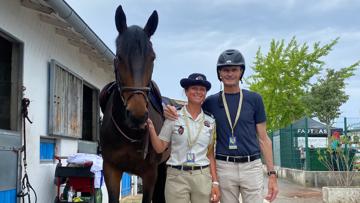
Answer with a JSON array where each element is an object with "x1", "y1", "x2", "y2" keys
[{"x1": 65, "y1": 0, "x2": 360, "y2": 117}]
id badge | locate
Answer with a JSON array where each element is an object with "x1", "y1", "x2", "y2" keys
[
  {"x1": 186, "y1": 152, "x2": 195, "y2": 163},
  {"x1": 229, "y1": 137, "x2": 238, "y2": 149}
]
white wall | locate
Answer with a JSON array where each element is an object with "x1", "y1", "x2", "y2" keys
[{"x1": 0, "y1": 0, "x2": 113, "y2": 202}]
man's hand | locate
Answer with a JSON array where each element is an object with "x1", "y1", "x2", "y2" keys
[
  {"x1": 210, "y1": 184, "x2": 220, "y2": 202},
  {"x1": 163, "y1": 104, "x2": 178, "y2": 120},
  {"x1": 265, "y1": 175, "x2": 278, "y2": 202}
]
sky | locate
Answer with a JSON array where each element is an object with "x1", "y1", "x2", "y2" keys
[{"x1": 65, "y1": 0, "x2": 360, "y2": 121}]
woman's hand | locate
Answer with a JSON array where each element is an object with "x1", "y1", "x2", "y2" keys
[
  {"x1": 146, "y1": 118, "x2": 168, "y2": 153},
  {"x1": 146, "y1": 119, "x2": 156, "y2": 135},
  {"x1": 210, "y1": 184, "x2": 220, "y2": 202}
]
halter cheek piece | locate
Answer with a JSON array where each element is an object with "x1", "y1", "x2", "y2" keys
[{"x1": 114, "y1": 57, "x2": 150, "y2": 107}]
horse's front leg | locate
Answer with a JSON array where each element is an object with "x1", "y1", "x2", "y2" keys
[
  {"x1": 103, "y1": 160, "x2": 122, "y2": 203},
  {"x1": 141, "y1": 164, "x2": 158, "y2": 203}
]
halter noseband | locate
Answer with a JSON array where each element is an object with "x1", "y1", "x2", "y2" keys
[{"x1": 117, "y1": 85, "x2": 150, "y2": 106}]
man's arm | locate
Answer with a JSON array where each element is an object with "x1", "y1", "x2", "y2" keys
[
  {"x1": 207, "y1": 146, "x2": 220, "y2": 202},
  {"x1": 207, "y1": 127, "x2": 220, "y2": 202},
  {"x1": 257, "y1": 122, "x2": 278, "y2": 202}
]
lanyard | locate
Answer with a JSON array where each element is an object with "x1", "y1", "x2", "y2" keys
[
  {"x1": 221, "y1": 89, "x2": 243, "y2": 138},
  {"x1": 182, "y1": 107, "x2": 204, "y2": 149}
]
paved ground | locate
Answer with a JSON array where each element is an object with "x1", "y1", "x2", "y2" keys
[
  {"x1": 263, "y1": 176, "x2": 322, "y2": 203},
  {"x1": 120, "y1": 176, "x2": 323, "y2": 203}
]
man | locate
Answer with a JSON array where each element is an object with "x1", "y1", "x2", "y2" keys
[{"x1": 165, "y1": 49, "x2": 278, "y2": 203}]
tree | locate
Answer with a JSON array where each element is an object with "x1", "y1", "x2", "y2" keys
[
  {"x1": 303, "y1": 62, "x2": 359, "y2": 137},
  {"x1": 246, "y1": 37, "x2": 339, "y2": 130}
]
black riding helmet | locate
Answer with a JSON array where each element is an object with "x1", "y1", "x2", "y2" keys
[{"x1": 216, "y1": 49, "x2": 245, "y2": 81}]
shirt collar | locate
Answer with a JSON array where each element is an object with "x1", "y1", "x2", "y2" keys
[{"x1": 180, "y1": 106, "x2": 204, "y2": 122}]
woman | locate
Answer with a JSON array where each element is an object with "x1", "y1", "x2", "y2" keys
[{"x1": 147, "y1": 73, "x2": 220, "y2": 203}]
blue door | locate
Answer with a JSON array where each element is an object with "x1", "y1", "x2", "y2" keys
[{"x1": 121, "y1": 173, "x2": 131, "y2": 197}]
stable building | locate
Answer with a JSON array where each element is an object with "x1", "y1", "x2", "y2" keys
[{"x1": 0, "y1": 0, "x2": 116, "y2": 202}]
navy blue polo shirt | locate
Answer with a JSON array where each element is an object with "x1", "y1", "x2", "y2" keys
[{"x1": 202, "y1": 89, "x2": 266, "y2": 156}]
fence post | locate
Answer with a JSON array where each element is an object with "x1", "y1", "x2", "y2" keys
[
  {"x1": 344, "y1": 117, "x2": 348, "y2": 136},
  {"x1": 290, "y1": 124, "x2": 294, "y2": 168},
  {"x1": 344, "y1": 117, "x2": 348, "y2": 156},
  {"x1": 305, "y1": 117, "x2": 309, "y2": 171}
]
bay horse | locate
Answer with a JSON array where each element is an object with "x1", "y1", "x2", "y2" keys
[{"x1": 100, "y1": 5, "x2": 167, "y2": 203}]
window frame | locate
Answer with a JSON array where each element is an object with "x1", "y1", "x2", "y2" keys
[
  {"x1": 82, "y1": 81, "x2": 100, "y2": 142},
  {"x1": 78, "y1": 81, "x2": 100, "y2": 154}
]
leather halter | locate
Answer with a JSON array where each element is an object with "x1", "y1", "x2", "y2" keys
[{"x1": 117, "y1": 85, "x2": 150, "y2": 106}]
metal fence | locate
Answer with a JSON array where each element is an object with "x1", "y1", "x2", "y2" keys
[{"x1": 271, "y1": 117, "x2": 360, "y2": 171}]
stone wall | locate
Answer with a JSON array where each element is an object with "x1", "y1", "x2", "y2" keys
[{"x1": 274, "y1": 166, "x2": 360, "y2": 187}]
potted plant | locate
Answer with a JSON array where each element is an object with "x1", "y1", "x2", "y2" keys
[{"x1": 317, "y1": 134, "x2": 360, "y2": 203}]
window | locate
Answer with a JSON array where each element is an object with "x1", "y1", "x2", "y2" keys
[
  {"x1": 48, "y1": 60, "x2": 100, "y2": 153},
  {"x1": 0, "y1": 31, "x2": 21, "y2": 132},
  {"x1": 40, "y1": 138, "x2": 55, "y2": 161}
]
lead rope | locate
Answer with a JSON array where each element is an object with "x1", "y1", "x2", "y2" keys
[{"x1": 17, "y1": 98, "x2": 37, "y2": 203}]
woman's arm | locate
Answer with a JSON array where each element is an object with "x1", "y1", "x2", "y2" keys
[{"x1": 147, "y1": 119, "x2": 169, "y2": 153}]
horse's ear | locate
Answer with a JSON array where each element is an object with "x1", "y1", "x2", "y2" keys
[
  {"x1": 115, "y1": 5, "x2": 127, "y2": 34},
  {"x1": 144, "y1": 10, "x2": 158, "y2": 38}
]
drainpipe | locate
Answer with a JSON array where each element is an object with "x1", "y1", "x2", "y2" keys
[{"x1": 43, "y1": 0, "x2": 115, "y2": 63}]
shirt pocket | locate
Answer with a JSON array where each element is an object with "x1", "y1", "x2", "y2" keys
[{"x1": 171, "y1": 120, "x2": 187, "y2": 144}]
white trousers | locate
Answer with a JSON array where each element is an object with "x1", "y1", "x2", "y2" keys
[{"x1": 216, "y1": 158, "x2": 264, "y2": 203}]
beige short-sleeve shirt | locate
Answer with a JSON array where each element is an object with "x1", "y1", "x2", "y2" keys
[{"x1": 159, "y1": 106, "x2": 215, "y2": 166}]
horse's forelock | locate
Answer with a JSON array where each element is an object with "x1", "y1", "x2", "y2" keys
[
  {"x1": 115, "y1": 26, "x2": 154, "y2": 86},
  {"x1": 116, "y1": 26, "x2": 150, "y2": 58}
]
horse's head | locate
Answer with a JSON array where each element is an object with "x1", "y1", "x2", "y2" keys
[{"x1": 114, "y1": 5, "x2": 158, "y2": 129}]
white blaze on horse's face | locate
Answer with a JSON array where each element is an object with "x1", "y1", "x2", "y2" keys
[{"x1": 114, "y1": 5, "x2": 158, "y2": 129}]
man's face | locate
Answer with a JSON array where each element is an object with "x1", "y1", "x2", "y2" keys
[{"x1": 219, "y1": 66, "x2": 242, "y2": 87}]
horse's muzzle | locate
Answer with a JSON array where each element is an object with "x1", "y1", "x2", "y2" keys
[{"x1": 126, "y1": 110, "x2": 148, "y2": 129}]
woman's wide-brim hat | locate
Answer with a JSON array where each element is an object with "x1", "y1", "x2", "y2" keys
[{"x1": 180, "y1": 73, "x2": 211, "y2": 91}]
